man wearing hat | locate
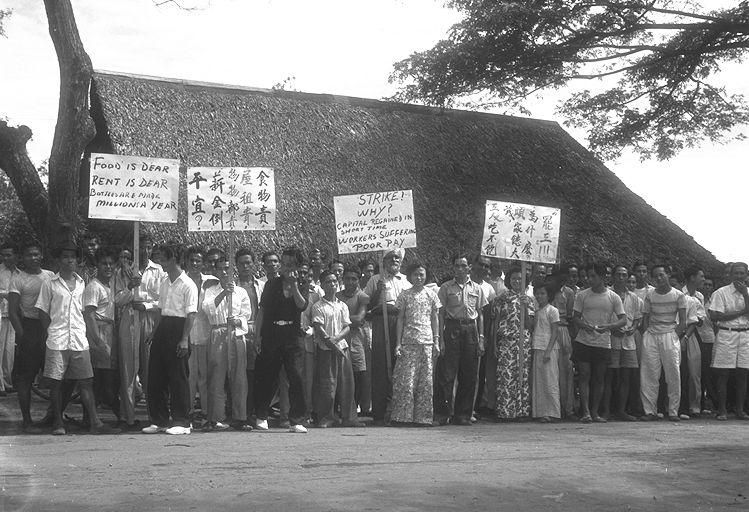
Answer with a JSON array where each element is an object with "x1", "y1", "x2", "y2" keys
[{"x1": 364, "y1": 248, "x2": 411, "y2": 425}]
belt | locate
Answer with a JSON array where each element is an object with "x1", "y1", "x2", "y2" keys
[
  {"x1": 446, "y1": 318, "x2": 475, "y2": 325},
  {"x1": 273, "y1": 320, "x2": 294, "y2": 326},
  {"x1": 719, "y1": 326, "x2": 749, "y2": 332}
]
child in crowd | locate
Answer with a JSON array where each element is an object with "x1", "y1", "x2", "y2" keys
[
  {"x1": 311, "y1": 270, "x2": 361, "y2": 427},
  {"x1": 337, "y1": 266, "x2": 371, "y2": 416},
  {"x1": 391, "y1": 262, "x2": 441, "y2": 426},
  {"x1": 531, "y1": 284, "x2": 561, "y2": 423}
]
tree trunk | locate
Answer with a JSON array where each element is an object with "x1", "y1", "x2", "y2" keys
[
  {"x1": 0, "y1": 122, "x2": 49, "y2": 240},
  {"x1": 44, "y1": 0, "x2": 96, "y2": 250}
]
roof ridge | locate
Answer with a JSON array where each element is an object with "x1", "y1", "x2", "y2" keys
[{"x1": 92, "y1": 69, "x2": 561, "y2": 127}]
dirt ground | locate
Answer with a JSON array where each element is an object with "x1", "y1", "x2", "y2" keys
[{"x1": 2, "y1": 393, "x2": 749, "y2": 512}]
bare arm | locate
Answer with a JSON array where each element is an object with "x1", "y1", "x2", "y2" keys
[
  {"x1": 83, "y1": 306, "x2": 103, "y2": 347},
  {"x1": 395, "y1": 306, "x2": 406, "y2": 355},
  {"x1": 176, "y1": 312, "x2": 196, "y2": 358},
  {"x1": 8, "y1": 293, "x2": 23, "y2": 336}
]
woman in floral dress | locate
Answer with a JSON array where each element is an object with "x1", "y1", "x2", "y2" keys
[
  {"x1": 391, "y1": 262, "x2": 442, "y2": 426},
  {"x1": 492, "y1": 266, "x2": 535, "y2": 419}
]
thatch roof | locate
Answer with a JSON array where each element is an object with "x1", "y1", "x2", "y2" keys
[{"x1": 87, "y1": 70, "x2": 720, "y2": 277}]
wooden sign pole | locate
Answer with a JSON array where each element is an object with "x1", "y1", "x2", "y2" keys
[
  {"x1": 133, "y1": 221, "x2": 140, "y2": 271},
  {"x1": 518, "y1": 260, "x2": 527, "y2": 386}
]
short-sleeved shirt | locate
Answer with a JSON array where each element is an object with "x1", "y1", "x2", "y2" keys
[
  {"x1": 613, "y1": 290, "x2": 642, "y2": 350},
  {"x1": 337, "y1": 288, "x2": 370, "y2": 333},
  {"x1": 438, "y1": 279, "x2": 487, "y2": 321},
  {"x1": 9, "y1": 269, "x2": 55, "y2": 319},
  {"x1": 395, "y1": 287, "x2": 441, "y2": 345},
  {"x1": 158, "y1": 272, "x2": 198, "y2": 318},
  {"x1": 259, "y1": 276, "x2": 310, "y2": 334},
  {"x1": 82, "y1": 278, "x2": 114, "y2": 322},
  {"x1": 35, "y1": 273, "x2": 88, "y2": 351},
  {"x1": 532, "y1": 304, "x2": 560, "y2": 350},
  {"x1": 644, "y1": 287, "x2": 687, "y2": 334},
  {"x1": 0, "y1": 264, "x2": 20, "y2": 317},
  {"x1": 683, "y1": 289, "x2": 715, "y2": 343},
  {"x1": 189, "y1": 274, "x2": 218, "y2": 345},
  {"x1": 573, "y1": 288, "x2": 625, "y2": 348},
  {"x1": 633, "y1": 284, "x2": 654, "y2": 303},
  {"x1": 363, "y1": 273, "x2": 411, "y2": 306},
  {"x1": 478, "y1": 280, "x2": 496, "y2": 304},
  {"x1": 311, "y1": 297, "x2": 351, "y2": 350},
  {"x1": 132, "y1": 260, "x2": 166, "y2": 310},
  {"x1": 553, "y1": 285, "x2": 576, "y2": 325},
  {"x1": 709, "y1": 284, "x2": 749, "y2": 329},
  {"x1": 202, "y1": 284, "x2": 251, "y2": 337}
]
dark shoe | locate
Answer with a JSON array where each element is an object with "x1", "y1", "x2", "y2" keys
[
  {"x1": 90, "y1": 424, "x2": 121, "y2": 435},
  {"x1": 22, "y1": 423, "x2": 45, "y2": 435},
  {"x1": 639, "y1": 414, "x2": 658, "y2": 422},
  {"x1": 454, "y1": 417, "x2": 472, "y2": 426},
  {"x1": 736, "y1": 413, "x2": 749, "y2": 421},
  {"x1": 35, "y1": 414, "x2": 55, "y2": 427},
  {"x1": 579, "y1": 415, "x2": 593, "y2": 423},
  {"x1": 317, "y1": 420, "x2": 334, "y2": 429},
  {"x1": 592, "y1": 416, "x2": 608, "y2": 423}
]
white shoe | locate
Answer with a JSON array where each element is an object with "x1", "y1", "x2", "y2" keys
[
  {"x1": 214, "y1": 421, "x2": 230, "y2": 431},
  {"x1": 141, "y1": 424, "x2": 166, "y2": 434},
  {"x1": 165, "y1": 426, "x2": 191, "y2": 435},
  {"x1": 289, "y1": 424, "x2": 308, "y2": 433},
  {"x1": 255, "y1": 419, "x2": 269, "y2": 431}
]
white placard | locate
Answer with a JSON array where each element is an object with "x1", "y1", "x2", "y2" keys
[
  {"x1": 481, "y1": 200, "x2": 561, "y2": 264},
  {"x1": 334, "y1": 190, "x2": 416, "y2": 254},
  {"x1": 88, "y1": 153, "x2": 180, "y2": 223},
  {"x1": 186, "y1": 167, "x2": 276, "y2": 231}
]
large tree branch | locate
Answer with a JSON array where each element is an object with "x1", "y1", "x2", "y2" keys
[
  {"x1": 0, "y1": 121, "x2": 49, "y2": 237},
  {"x1": 44, "y1": 0, "x2": 96, "y2": 248}
]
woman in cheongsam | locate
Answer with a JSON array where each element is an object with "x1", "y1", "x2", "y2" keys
[{"x1": 492, "y1": 266, "x2": 535, "y2": 419}]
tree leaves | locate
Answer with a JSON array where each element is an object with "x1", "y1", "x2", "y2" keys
[{"x1": 390, "y1": 0, "x2": 749, "y2": 161}]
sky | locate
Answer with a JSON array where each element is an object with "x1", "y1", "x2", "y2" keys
[{"x1": 0, "y1": 0, "x2": 747, "y2": 262}]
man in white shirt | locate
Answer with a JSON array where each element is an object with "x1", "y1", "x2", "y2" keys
[
  {"x1": 203, "y1": 257, "x2": 252, "y2": 431},
  {"x1": 708, "y1": 262, "x2": 749, "y2": 420},
  {"x1": 0, "y1": 243, "x2": 20, "y2": 395},
  {"x1": 36, "y1": 244, "x2": 119, "y2": 435},
  {"x1": 142, "y1": 243, "x2": 198, "y2": 435}
]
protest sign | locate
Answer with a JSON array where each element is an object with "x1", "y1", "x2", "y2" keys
[
  {"x1": 88, "y1": 153, "x2": 180, "y2": 223},
  {"x1": 334, "y1": 190, "x2": 416, "y2": 254},
  {"x1": 481, "y1": 200, "x2": 561, "y2": 264},
  {"x1": 186, "y1": 167, "x2": 276, "y2": 231}
]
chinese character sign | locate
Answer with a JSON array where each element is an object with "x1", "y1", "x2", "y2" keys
[
  {"x1": 187, "y1": 167, "x2": 276, "y2": 231},
  {"x1": 88, "y1": 153, "x2": 180, "y2": 223},
  {"x1": 481, "y1": 200, "x2": 561, "y2": 264},
  {"x1": 334, "y1": 190, "x2": 417, "y2": 254}
]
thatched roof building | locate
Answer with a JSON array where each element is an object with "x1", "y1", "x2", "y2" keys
[{"x1": 86, "y1": 70, "x2": 720, "y2": 276}]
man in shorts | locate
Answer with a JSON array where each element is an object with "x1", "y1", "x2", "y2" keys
[
  {"x1": 602, "y1": 264, "x2": 642, "y2": 421},
  {"x1": 572, "y1": 263, "x2": 626, "y2": 423},
  {"x1": 708, "y1": 262, "x2": 749, "y2": 420},
  {"x1": 36, "y1": 244, "x2": 119, "y2": 435}
]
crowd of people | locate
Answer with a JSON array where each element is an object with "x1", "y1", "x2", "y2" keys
[{"x1": 0, "y1": 233, "x2": 747, "y2": 435}]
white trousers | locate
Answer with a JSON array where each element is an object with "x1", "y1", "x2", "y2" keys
[{"x1": 640, "y1": 331, "x2": 681, "y2": 416}]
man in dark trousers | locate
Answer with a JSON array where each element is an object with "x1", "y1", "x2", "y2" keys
[{"x1": 254, "y1": 247, "x2": 309, "y2": 433}]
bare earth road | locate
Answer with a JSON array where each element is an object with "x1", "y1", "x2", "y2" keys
[{"x1": 1, "y1": 394, "x2": 748, "y2": 512}]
